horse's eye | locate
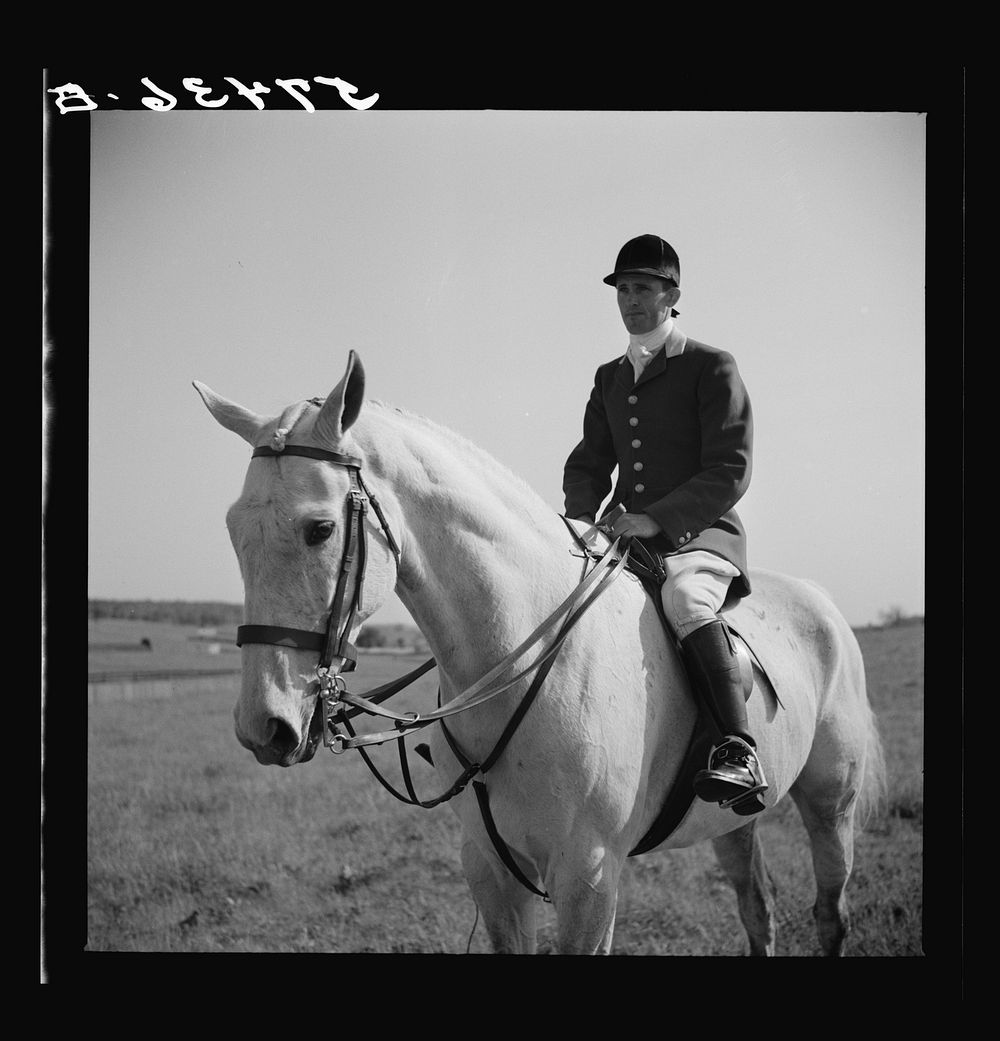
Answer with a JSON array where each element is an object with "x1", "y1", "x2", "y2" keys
[{"x1": 306, "y1": 520, "x2": 335, "y2": 546}]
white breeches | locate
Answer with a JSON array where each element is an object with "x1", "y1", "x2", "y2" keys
[{"x1": 659, "y1": 550, "x2": 741, "y2": 640}]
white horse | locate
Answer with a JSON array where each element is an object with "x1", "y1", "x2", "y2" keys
[{"x1": 194, "y1": 351, "x2": 885, "y2": 956}]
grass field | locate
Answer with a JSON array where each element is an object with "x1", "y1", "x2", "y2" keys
[
  {"x1": 87, "y1": 617, "x2": 241, "y2": 675},
  {"x1": 79, "y1": 619, "x2": 929, "y2": 958}
]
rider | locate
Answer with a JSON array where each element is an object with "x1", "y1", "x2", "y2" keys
[{"x1": 563, "y1": 233, "x2": 767, "y2": 815}]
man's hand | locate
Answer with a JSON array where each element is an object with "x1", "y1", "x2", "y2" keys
[{"x1": 605, "y1": 511, "x2": 662, "y2": 541}]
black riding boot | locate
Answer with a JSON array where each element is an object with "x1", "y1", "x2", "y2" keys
[{"x1": 680, "y1": 619, "x2": 768, "y2": 815}]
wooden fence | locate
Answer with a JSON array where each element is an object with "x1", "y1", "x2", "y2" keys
[
  {"x1": 85, "y1": 648, "x2": 419, "y2": 705},
  {"x1": 87, "y1": 669, "x2": 241, "y2": 705}
]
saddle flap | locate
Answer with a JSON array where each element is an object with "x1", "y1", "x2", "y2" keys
[{"x1": 724, "y1": 624, "x2": 783, "y2": 710}]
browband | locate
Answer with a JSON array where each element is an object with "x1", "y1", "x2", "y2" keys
[{"x1": 251, "y1": 444, "x2": 363, "y2": 468}]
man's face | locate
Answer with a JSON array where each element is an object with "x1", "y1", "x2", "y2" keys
[{"x1": 615, "y1": 275, "x2": 679, "y2": 334}]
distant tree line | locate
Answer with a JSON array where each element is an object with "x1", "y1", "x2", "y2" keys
[
  {"x1": 88, "y1": 600, "x2": 429, "y2": 651},
  {"x1": 356, "y1": 623, "x2": 429, "y2": 652},
  {"x1": 88, "y1": 600, "x2": 243, "y2": 626},
  {"x1": 876, "y1": 606, "x2": 924, "y2": 628}
]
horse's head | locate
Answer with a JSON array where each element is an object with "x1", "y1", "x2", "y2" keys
[{"x1": 194, "y1": 351, "x2": 399, "y2": 766}]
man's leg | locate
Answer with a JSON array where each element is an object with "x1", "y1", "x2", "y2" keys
[{"x1": 661, "y1": 552, "x2": 768, "y2": 815}]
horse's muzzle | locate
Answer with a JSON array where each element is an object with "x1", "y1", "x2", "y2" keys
[{"x1": 237, "y1": 696, "x2": 324, "y2": 767}]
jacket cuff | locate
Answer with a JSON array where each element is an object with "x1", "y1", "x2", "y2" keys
[{"x1": 643, "y1": 502, "x2": 696, "y2": 550}]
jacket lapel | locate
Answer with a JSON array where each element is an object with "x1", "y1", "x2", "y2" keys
[{"x1": 614, "y1": 356, "x2": 635, "y2": 391}]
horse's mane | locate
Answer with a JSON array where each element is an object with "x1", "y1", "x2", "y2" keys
[
  {"x1": 274, "y1": 394, "x2": 562, "y2": 540},
  {"x1": 361, "y1": 398, "x2": 560, "y2": 526}
]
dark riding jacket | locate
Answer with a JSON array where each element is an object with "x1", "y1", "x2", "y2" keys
[{"x1": 563, "y1": 335, "x2": 753, "y2": 598}]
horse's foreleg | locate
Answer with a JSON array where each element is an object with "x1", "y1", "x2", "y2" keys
[
  {"x1": 461, "y1": 838, "x2": 538, "y2": 954},
  {"x1": 790, "y1": 782, "x2": 858, "y2": 957},
  {"x1": 553, "y1": 884, "x2": 619, "y2": 955},
  {"x1": 712, "y1": 820, "x2": 776, "y2": 955},
  {"x1": 548, "y1": 844, "x2": 622, "y2": 955}
]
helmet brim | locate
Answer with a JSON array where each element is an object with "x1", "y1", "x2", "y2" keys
[{"x1": 603, "y1": 267, "x2": 679, "y2": 287}]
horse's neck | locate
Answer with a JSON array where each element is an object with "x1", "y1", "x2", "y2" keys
[{"x1": 353, "y1": 407, "x2": 576, "y2": 690}]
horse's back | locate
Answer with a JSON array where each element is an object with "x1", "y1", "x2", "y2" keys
[
  {"x1": 734, "y1": 567, "x2": 879, "y2": 797},
  {"x1": 727, "y1": 567, "x2": 865, "y2": 700}
]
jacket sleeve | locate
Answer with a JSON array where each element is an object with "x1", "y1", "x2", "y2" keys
[
  {"x1": 642, "y1": 351, "x2": 753, "y2": 545},
  {"x1": 563, "y1": 370, "x2": 618, "y2": 520}
]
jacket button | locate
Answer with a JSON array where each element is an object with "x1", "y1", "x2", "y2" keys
[
  {"x1": 631, "y1": 439, "x2": 641, "y2": 448},
  {"x1": 633, "y1": 461, "x2": 643, "y2": 471},
  {"x1": 627, "y1": 395, "x2": 638, "y2": 404},
  {"x1": 678, "y1": 535, "x2": 687, "y2": 544},
  {"x1": 635, "y1": 483, "x2": 645, "y2": 493},
  {"x1": 629, "y1": 417, "x2": 639, "y2": 427}
]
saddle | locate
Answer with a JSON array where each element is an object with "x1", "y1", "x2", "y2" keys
[{"x1": 564, "y1": 518, "x2": 779, "y2": 855}]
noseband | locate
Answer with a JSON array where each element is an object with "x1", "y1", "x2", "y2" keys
[{"x1": 235, "y1": 443, "x2": 401, "y2": 679}]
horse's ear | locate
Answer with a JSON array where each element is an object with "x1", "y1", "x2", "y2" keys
[
  {"x1": 313, "y1": 351, "x2": 366, "y2": 446},
  {"x1": 193, "y1": 381, "x2": 271, "y2": 446}
]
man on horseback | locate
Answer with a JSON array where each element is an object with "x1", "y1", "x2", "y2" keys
[{"x1": 563, "y1": 233, "x2": 768, "y2": 815}]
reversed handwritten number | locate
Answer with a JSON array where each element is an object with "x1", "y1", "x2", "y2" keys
[
  {"x1": 46, "y1": 76, "x2": 379, "y2": 114},
  {"x1": 141, "y1": 77, "x2": 177, "y2": 111},
  {"x1": 314, "y1": 77, "x2": 379, "y2": 112},
  {"x1": 46, "y1": 82, "x2": 97, "y2": 114},
  {"x1": 225, "y1": 78, "x2": 272, "y2": 111}
]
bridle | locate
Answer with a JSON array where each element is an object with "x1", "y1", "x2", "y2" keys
[
  {"x1": 234, "y1": 435, "x2": 630, "y2": 742},
  {"x1": 236, "y1": 437, "x2": 630, "y2": 743},
  {"x1": 232, "y1": 437, "x2": 631, "y2": 903},
  {"x1": 235, "y1": 442, "x2": 402, "y2": 729}
]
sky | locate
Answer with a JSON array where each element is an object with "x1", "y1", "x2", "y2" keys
[{"x1": 83, "y1": 107, "x2": 925, "y2": 629}]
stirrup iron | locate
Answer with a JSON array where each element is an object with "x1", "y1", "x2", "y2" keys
[
  {"x1": 694, "y1": 735, "x2": 768, "y2": 814},
  {"x1": 719, "y1": 787, "x2": 768, "y2": 815}
]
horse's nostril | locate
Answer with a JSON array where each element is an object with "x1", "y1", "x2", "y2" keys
[{"x1": 268, "y1": 718, "x2": 299, "y2": 756}]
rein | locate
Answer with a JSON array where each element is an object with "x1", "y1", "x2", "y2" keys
[{"x1": 324, "y1": 535, "x2": 628, "y2": 751}]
